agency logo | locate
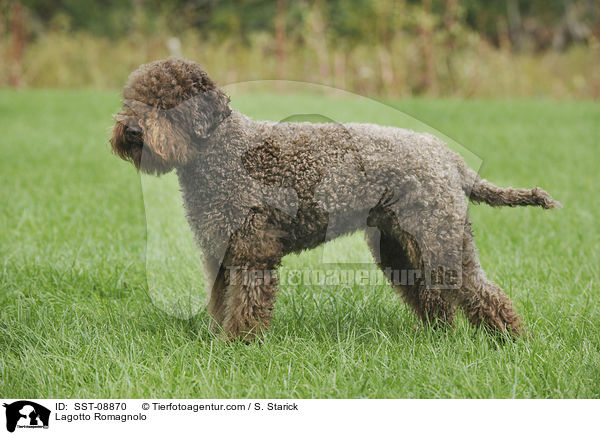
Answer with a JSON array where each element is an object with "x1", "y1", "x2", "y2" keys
[{"x1": 3, "y1": 401, "x2": 50, "y2": 433}]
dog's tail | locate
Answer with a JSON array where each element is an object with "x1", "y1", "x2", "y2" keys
[{"x1": 463, "y1": 168, "x2": 562, "y2": 209}]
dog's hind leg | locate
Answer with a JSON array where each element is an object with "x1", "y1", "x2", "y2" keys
[
  {"x1": 455, "y1": 217, "x2": 521, "y2": 336},
  {"x1": 365, "y1": 210, "x2": 455, "y2": 327}
]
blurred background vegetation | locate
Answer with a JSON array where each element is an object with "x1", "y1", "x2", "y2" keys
[{"x1": 1, "y1": 0, "x2": 598, "y2": 98}]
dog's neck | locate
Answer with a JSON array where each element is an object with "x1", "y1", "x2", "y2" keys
[
  {"x1": 198, "y1": 109, "x2": 272, "y2": 156},
  {"x1": 208, "y1": 110, "x2": 253, "y2": 144},
  {"x1": 175, "y1": 109, "x2": 269, "y2": 183}
]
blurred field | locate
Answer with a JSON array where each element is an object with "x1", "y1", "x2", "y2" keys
[
  {"x1": 0, "y1": 90, "x2": 599, "y2": 398},
  {"x1": 2, "y1": 0, "x2": 600, "y2": 98},
  {"x1": 3, "y1": 31, "x2": 599, "y2": 99}
]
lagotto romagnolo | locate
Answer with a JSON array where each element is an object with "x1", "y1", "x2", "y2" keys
[{"x1": 110, "y1": 58, "x2": 561, "y2": 340}]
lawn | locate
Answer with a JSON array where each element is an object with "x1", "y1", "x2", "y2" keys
[{"x1": 0, "y1": 89, "x2": 598, "y2": 398}]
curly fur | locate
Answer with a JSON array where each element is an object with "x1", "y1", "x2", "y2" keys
[{"x1": 110, "y1": 58, "x2": 560, "y2": 340}]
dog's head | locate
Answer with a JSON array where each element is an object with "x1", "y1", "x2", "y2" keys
[{"x1": 110, "y1": 58, "x2": 231, "y2": 175}]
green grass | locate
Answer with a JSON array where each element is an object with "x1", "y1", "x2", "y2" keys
[{"x1": 1, "y1": 89, "x2": 599, "y2": 398}]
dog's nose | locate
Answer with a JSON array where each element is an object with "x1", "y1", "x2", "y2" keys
[{"x1": 124, "y1": 123, "x2": 142, "y2": 134}]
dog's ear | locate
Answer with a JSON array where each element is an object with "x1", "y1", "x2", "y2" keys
[
  {"x1": 110, "y1": 101, "x2": 198, "y2": 176},
  {"x1": 188, "y1": 88, "x2": 231, "y2": 139}
]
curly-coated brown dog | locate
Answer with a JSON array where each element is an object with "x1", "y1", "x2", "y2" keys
[{"x1": 110, "y1": 58, "x2": 561, "y2": 340}]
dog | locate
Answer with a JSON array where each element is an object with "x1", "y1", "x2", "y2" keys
[{"x1": 110, "y1": 58, "x2": 560, "y2": 340}]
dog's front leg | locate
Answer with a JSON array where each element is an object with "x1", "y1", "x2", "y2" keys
[
  {"x1": 221, "y1": 262, "x2": 280, "y2": 341},
  {"x1": 203, "y1": 255, "x2": 228, "y2": 331},
  {"x1": 220, "y1": 213, "x2": 285, "y2": 341}
]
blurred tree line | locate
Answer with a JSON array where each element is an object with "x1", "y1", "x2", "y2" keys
[
  {"x1": 11, "y1": 0, "x2": 599, "y2": 49},
  {"x1": 1, "y1": 0, "x2": 599, "y2": 97}
]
